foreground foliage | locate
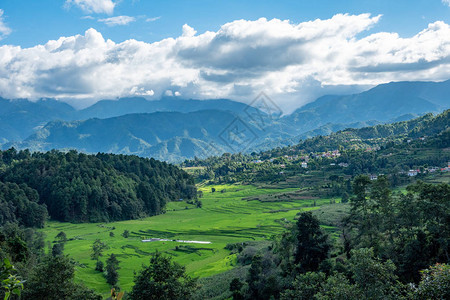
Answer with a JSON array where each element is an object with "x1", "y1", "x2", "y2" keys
[{"x1": 227, "y1": 180, "x2": 450, "y2": 300}]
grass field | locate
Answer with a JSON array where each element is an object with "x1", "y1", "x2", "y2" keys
[{"x1": 40, "y1": 183, "x2": 341, "y2": 296}]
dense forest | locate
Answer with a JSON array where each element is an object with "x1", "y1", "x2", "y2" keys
[
  {"x1": 0, "y1": 149, "x2": 197, "y2": 225},
  {"x1": 220, "y1": 179, "x2": 450, "y2": 299}
]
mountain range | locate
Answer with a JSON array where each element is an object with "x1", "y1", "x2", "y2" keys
[{"x1": 1, "y1": 80, "x2": 449, "y2": 162}]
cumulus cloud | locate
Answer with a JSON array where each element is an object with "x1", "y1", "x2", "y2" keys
[
  {"x1": 65, "y1": 0, "x2": 115, "y2": 15},
  {"x1": 1, "y1": 14, "x2": 450, "y2": 112},
  {"x1": 182, "y1": 24, "x2": 197, "y2": 37},
  {"x1": 443, "y1": 0, "x2": 450, "y2": 7},
  {"x1": 98, "y1": 16, "x2": 135, "y2": 26},
  {"x1": 0, "y1": 9, "x2": 12, "y2": 40}
]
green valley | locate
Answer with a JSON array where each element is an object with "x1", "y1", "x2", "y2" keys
[
  {"x1": 1, "y1": 109, "x2": 449, "y2": 299},
  {"x1": 40, "y1": 183, "x2": 338, "y2": 296}
]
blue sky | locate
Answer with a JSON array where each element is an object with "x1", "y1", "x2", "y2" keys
[
  {"x1": 2, "y1": 0, "x2": 450, "y2": 47},
  {"x1": 0, "y1": 0, "x2": 449, "y2": 111}
]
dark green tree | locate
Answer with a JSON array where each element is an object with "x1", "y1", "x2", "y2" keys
[
  {"x1": 91, "y1": 239, "x2": 108, "y2": 260},
  {"x1": 105, "y1": 254, "x2": 120, "y2": 287},
  {"x1": 55, "y1": 231, "x2": 67, "y2": 244},
  {"x1": 22, "y1": 255, "x2": 101, "y2": 300},
  {"x1": 229, "y1": 278, "x2": 244, "y2": 300},
  {"x1": 281, "y1": 272, "x2": 326, "y2": 300},
  {"x1": 95, "y1": 260, "x2": 104, "y2": 272},
  {"x1": 51, "y1": 243, "x2": 64, "y2": 257},
  {"x1": 349, "y1": 248, "x2": 404, "y2": 300},
  {"x1": 246, "y1": 255, "x2": 262, "y2": 299},
  {"x1": 295, "y1": 212, "x2": 330, "y2": 273},
  {"x1": 129, "y1": 252, "x2": 197, "y2": 300}
]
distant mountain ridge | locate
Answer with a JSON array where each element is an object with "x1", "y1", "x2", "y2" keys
[
  {"x1": 0, "y1": 98, "x2": 75, "y2": 142},
  {"x1": 1, "y1": 80, "x2": 449, "y2": 161},
  {"x1": 284, "y1": 80, "x2": 449, "y2": 133},
  {"x1": 75, "y1": 97, "x2": 259, "y2": 120},
  {"x1": 10, "y1": 110, "x2": 265, "y2": 162}
]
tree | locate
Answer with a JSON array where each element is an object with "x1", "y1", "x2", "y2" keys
[
  {"x1": 129, "y1": 252, "x2": 197, "y2": 300},
  {"x1": 281, "y1": 272, "x2": 326, "y2": 300},
  {"x1": 229, "y1": 278, "x2": 244, "y2": 300},
  {"x1": 246, "y1": 255, "x2": 263, "y2": 299},
  {"x1": 55, "y1": 231, "x2": 67, "y2": 244},
  {"x1": 351, "y1": 175, "x2": 371, "y2": 217},
  {"x1": 295, "y1": 212, "x2": 330, "y2": 273},
  {"x1": 95, "y1": 260, "x2": 104, "y2": 272},
  {"x1": 105, "y1": 254, "x2": 120, "y2": 287},
  {"x1": 244, "y1": 253, "x2": 281, "y2": 300},
  {"x1": 341, "y1": 192, "x2": 349, "y2": 203},
  {"x1": 121, "y1": 230, "x2": 130, "y2": 238},
  {"x1": 52, "y1": 243, "x2": 64, "y2": 257},
  {"x1": 413, "y1": 263, "x2": 450, "y2": 300},
  {"x1": 314, "y1": 272, "x2": 360, "y2": 300},
  {"x1": 349, "y1": 248, "x2": 404, "y2": 299},
  {"x1": 91, "y1": 239, "x2": 108, "y2": 260},
  {"x1": 22, "y1": 255, "x2": 101, "y2": 300}
]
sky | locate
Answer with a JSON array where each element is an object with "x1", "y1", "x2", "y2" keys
[{"x1": 0, "y1": 0, "x2": 450, "y2": 112}]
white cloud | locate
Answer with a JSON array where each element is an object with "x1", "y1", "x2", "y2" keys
[
  {"x1": 1, "y1": 14, "x2": 450, "y2": 112},
  {"x1": 443, "y1": 0, "x2": 450, "y2": 7},
  {"x1": 98, "y1": 16, "x2": 135, "y2": 26},
  {"x1": 130, "y1": 86, "x2": 154, "y2": 96},
  {"x1": 182, "y1": 24, "x2": 197, "y2": 37},
  {"x1": 146, "y1": 16, "x2": 161, "y2": 22},
  {"x1": 0, "y1": 9, "x2": 12, "y2": 40},
  {"x1": 65, "y1": 0, "x2": 115, "y2": 15}
]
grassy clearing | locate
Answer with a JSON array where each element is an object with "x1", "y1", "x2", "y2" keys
[{"x1": 41, "y1": 184, "x2": 341, "y2": 296}]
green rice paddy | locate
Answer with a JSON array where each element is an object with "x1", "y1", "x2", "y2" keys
[{"x1": 40, "y1": 184, "x2": 341, "y2": 296}]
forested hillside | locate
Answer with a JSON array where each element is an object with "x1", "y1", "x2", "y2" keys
[
  {"x1": 0, "y1": 149, "x2": 196, "y2": 224},
  {"x1": 183, "y1": 110, "x2": 450, "y2": 187},
  {"x1": 293, "y1": 109, "x2": 449, "y2": 153}
]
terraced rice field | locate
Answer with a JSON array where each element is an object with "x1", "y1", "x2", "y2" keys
[{"x1": 41, "y1": 184, "x2": 340, "y2": 296}]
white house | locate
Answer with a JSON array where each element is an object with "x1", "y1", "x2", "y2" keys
[{"x1": 408, "y1": 170, "x2": 418, "y2": 176}]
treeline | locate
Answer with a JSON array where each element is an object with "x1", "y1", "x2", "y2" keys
[
  {"x1": 225, "y1": 179, "x2": 450, "y2": 299},
  {"x1": 0, "y1": 149, "x2": 196, "y2": 225}
]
